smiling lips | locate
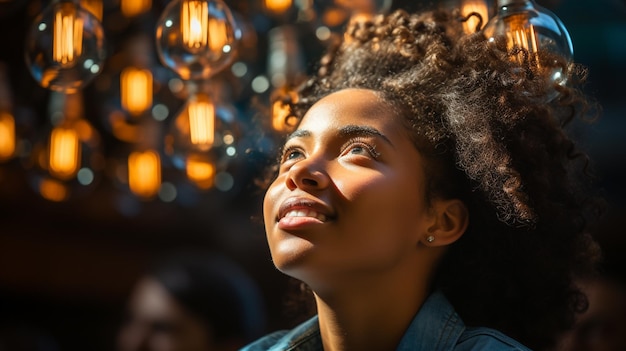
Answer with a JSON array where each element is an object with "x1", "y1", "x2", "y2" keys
[
  {"x1": 283, "y1": 208, "x2": 328, "y2": 222},
  {"x1": 276, "y1": 199, "x2": 333, "y2": 229}
]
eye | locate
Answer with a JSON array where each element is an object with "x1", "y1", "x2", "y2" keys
[
  {"x1": 280, "y1": 145, "x2": 305, "y2": 164},
  {"x1": 342, "y1": 138, "x2": 380, "y2": 159}
]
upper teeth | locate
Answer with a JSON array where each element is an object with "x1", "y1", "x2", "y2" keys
[{"x1": 284, "y1": 209, "x2": 327, "y2": 222}]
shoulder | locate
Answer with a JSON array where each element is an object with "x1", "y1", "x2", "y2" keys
[
  {"x1": 455, "y1": 327, "x2": 533, "y2": 351},
  {"x1": 239, "y1": 316, "x2": 321, "y2": 351},
  {"x1": 239, "y1": 330, "x2": 290, "y2": 351}
]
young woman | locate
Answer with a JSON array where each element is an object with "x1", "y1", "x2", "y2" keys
[{"x1": 243, "y1": 8, "x2": 601, "y2": 351}]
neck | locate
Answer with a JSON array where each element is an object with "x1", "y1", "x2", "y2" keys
[{"x1": 312, "y1": 255, "x2": 433, "y2": 351}]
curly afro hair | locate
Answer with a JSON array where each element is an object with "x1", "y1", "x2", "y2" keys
[{"x1": 273, "y1": 8, "x2": 602, "y2": 350}]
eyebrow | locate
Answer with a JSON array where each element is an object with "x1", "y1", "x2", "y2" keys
[
  {"x1": 286, "y1": 125, "x2": 393, "y2": 147},
  {"x1": 338, "y1": 125, "x2": 393, "y2": 147},
  {"x1": 286, "y1": 129, "x2": 311, "y2": 141}
]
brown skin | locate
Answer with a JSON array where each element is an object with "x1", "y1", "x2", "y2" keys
[
  {"x1": 117, "y1": 277, "x2": 238, "y2": 351},
  {"x1": 263, "y1": 89, "x2": 468, "y2": 351}
]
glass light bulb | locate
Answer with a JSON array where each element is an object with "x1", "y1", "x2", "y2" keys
[
  {"x1": 155, "y1": 0, "x2": 240, "y2": 80},
  {"x1": 48, "y1": 125, "x2": 81, "y2": 179},
  {"x1": 185, "y1": 153, "x2": 215, "y2": 189},
  {"x1": 164, "y1": 89, "x2": 241, "y2": 191},
  {"x1": 0, "y1": 112, "x2": 16, "y2": 162},
  {"x1": 23, "y1": 92, "x2": 103, "y2": 201},
  {"x1": 120, "y1": 67, "x2": 153, "y2": 117},
  {"x1": 25, "y1": 0, "x2": 106, "y2": 93},
  {"x1": 459, "y1": 0, "x2": 490, "y2": 33},
  {"x1": 128, "y1": 149, "x2": 161, "y2": 199},
  {"x1": 482, "y1": 0, "x2": 573, "y2": 97}
]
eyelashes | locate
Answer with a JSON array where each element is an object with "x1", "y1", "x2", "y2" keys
[
  {"x1": 341, "y1": 137, "x2": 381, "y2": 159},
  {"x1": 279, "y1": 137, "x2": 381, "y2": 166}
]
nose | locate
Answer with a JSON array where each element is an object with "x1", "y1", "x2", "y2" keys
[{"x1": 285, "y1": 157, "x2": 330, "y2": 191}]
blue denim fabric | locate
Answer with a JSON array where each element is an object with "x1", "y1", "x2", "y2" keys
[{"x1": 240, "y1": 291, "x2": 532, "y2": 351}]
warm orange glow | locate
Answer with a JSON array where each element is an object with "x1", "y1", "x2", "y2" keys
[
  {"x1": 0, "y1": 112, "x2": 15, "y2": 161},
  {"x1": 271, "y1": 99, "x2": 293, "y2": 132},
  {"x1": 187, "y1": 95, "x2": 215, "y2": 147},
  {"x1": 505, "y1": 13, "x2": 539, "y2": 64},
  {"x1": 461, "y1": 0, "x2": 489, "y2": 33},
  {"x1": 80, "y1": 0, "x2": 103, "y2": 21},
  {"x1": 121, "y1": 0, "x2": 151, "y2": 17},
  {"x1": 121, "y1": 67, "x2": 153, "y2": 117},
  {"x1": 128, "y1": 150, "x2": 161, "y2": 198},
  {"x1": 323, "y1": 7, "x2": 349, "y2": 27},
  {"x1": 208, "y1": 16, "x2": 228, "y2": 52},
  {"x1": 271, "y1": 89, "x2": 297, "y2": 132},
  {"x1": 264, "y1": 0, "x2": 292, "y2": 14},
  {"x1": 181, "y1": 0, "x2": 208, "y2": 51},
  {"x1": 53, "y1": 3, "x2": 83, "y2": 67},
  {"x1": 49, "y1": 127, "x2": 80, "y2": 180},
  {"x1": 186, "y1": 155, "x2": 215, "y2": 189},
  {"x1": 39, "y1": 178, "x2": 69, "y2": 202}
]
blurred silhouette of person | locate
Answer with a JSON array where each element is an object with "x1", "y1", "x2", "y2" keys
[
  {"x1": 555, "y1": 272, "x2": 626, "y2": 351},
  {"x1": 117, "y1": 252, "x2": 266, "y2": 351},
  {"x1": 555, "y1": 209, "x2": 626, "y2": 351}
]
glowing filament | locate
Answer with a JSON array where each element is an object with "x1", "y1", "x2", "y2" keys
[
  {"x1": 121, "y1": 0, "x2": 151, "y2": 17},
  {"x1": 186, "y1": 156, "x2": 215, "y2": 189},
  {"x1": 0, "y1": 112, "x2": 16, "y2": 161},
  {"x1": 461, "y1": 0, "x2": 489, "y2": 34},
  {"x1": 53, "y1": 4, "x2": 84, "y2": 67},
  {"x1": 505, "y1": 14, "x2": 539, "y2": 64},
  {"x1": 49, "y1": 127, "x2": 80, "y2": 180},
  {"x1": 121, "y1": 67, "x2": 153, "y2": 117},
  {"x1": 128, "y1": 150, "x2": 161, "y2": 198},
  {"x1": 188, "y1": 98, "x2": 214, "y2": 147},
  {"x1": 208, "y1": 17, "x2": 228, "y2": 52},
  {"x1": 181, "y1": 0, "x2": 208, "y2": 51},
  {"x1": 265, "y1": 0, "x2": 292, "y2": 14}
]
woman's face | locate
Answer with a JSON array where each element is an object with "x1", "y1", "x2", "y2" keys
[
  {"x1": 263, "y1": 88, "x2": 435, "y2": 289},
  {"x1": 117, "y1": 277, "x2": 214, "y2": 351}
]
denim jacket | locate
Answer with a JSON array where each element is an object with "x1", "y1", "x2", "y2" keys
[{"x1": 240, "y1": 291, "x2": 532, "y2": 351}]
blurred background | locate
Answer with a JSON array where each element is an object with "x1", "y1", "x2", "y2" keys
[{"x1": 0, "y1": 0, "x2": 624, "y2": 350}]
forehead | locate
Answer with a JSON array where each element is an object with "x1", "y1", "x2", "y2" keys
[{"x1": 299, "y1": 89, "x2": 402, "y2": 132}]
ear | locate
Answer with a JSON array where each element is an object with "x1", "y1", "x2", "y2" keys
[{"x1": 421, "y1": 199, "x2": 469, "y2": 247}]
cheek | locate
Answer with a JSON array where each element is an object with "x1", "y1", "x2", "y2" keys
[{"x1": 263, "y1": 178, "x2": 283, "y2": 230}]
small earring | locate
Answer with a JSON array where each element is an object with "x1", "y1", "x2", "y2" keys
[{"x1": 426, "y1": 235, "x2": 435, "y2": 243}]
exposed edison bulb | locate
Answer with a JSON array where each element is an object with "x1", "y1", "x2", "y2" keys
[
  {"x1": 23, "y1": 92, "x2": 103, "y2": 201},
  {"x1": 128, "y1": 149, "x2": 161, "y2": 199},
  {"x1": 25, "y1": 0, "x2": 106, "y2": 93},
  {"x1": 181, "y1": 0, "x2": 208, "y2": 51},
  {"x1": 186, "y1": 153, "x2": 215, "y2": 189},
  {"x1": 120, "y1": 67, "x2": 153, "y2": 117},
  {"x1": 155, "y1": 0, "x2": 240, "y2": 80},
  {"x1": 460, "y1": 0, "x2": 490, "y2": 33},
  {"x1": 482, "y1": 0, "x2": 573, "y2": 97},
  {"x1": 173, "y1": 93, "x2": 215, "y2": 150},
  {"x1": 121, "y1": 0, "x2": 152, "y2": 17},
  {"x1": 52, "y1": 3, "x2": 83, "y2": 67},
  {"x1": 48, "y1": 125, "x2": 81, "y2": 179},
  {"x1": 164, "y1": 88, "x2": 241, "y2": 186},
  {"x1": 0, "y1": 112, "x2": 16, "y2": 162}
]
